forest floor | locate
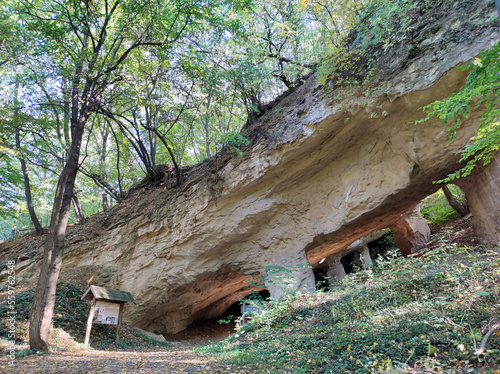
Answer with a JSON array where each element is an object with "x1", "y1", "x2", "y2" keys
[
  {"x1": 2, "y1": 346, "x2": 248, "y2": 374},
  {"x1": 1, "y1": 216, "x2": 499, "y2": 373},
  {"x1": 1, "y1": 320, "x2": 253, "y2": 373}
]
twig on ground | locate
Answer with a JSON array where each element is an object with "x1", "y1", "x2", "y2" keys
[{"x1": 474, "y1": 322, "x2": 500, "y2": 355}]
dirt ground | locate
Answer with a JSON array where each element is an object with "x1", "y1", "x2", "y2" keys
[
  {"x1": 1, "y1": 346, "x2": 253, "y2": 373},
  {"x1": 0, "y1": 320, "x2": 251, "y2": 374}
]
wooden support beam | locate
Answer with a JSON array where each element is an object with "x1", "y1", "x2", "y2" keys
[
  {"x1": 84, "y1": 299, "x2": 96, "y2": 347},
  {"x1": 115, "y1": 303, "x2": 124, "y2": 345}
]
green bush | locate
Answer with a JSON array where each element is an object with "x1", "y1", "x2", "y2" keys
[
  {"x1": 420, "y1": 185, "x2": 466, "y2": 224},
  {"x1": 198, "y1": 241, "x2": 500, "y2": 373}
]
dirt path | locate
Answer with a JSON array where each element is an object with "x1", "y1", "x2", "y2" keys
[
  {"x1": 1, "y1": 344, "x2": 253, "y2": 373},
  {"x1": 1, "y1": 321, "x2": 252, "y2": 373}
]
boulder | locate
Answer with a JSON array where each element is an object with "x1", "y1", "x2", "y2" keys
[
  {"x1": 390, "y1": 206, "x2": 431, "y2": 256},
  {"x1": 134, "y1": 328, "x2": 167, "y2": 343}
]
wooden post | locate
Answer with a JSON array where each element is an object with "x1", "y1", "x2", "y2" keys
[
  {"x1": 84, "y1": 299, "x2": 96, "y2": 347},
  {"x1": 115, "y1": 303, "x2": 124, "y2": 345}
]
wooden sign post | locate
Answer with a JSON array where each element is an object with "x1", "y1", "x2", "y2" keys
[{"x1": 81, "y1": 285, "x2": 135, "y2": 347}]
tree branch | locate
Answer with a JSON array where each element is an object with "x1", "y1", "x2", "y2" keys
[{"x1": 475, "y1": 322, "x2": 500, "y2": 355}]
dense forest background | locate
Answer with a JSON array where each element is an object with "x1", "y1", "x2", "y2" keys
[
  {"x1": 0, "y1": 0, "x2": 498, "y2": 240},
  {"x1": 0, "y1": 0, "x2": 325, "y2": 239}
]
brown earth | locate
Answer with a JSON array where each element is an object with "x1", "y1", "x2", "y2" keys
[
  {"x1": 1, "y1": 346, "x2": 254, "y2": 374},
  {"x1": 0, "y1": 319, "x2": 245, "y2": 373}
]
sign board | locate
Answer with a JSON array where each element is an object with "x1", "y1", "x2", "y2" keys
[
  {"x1": 81, "y1": 285, "x2": 135, "y2": 347},
  {"x1": 242, "y1": 303, "x2": 260, "y2": 316},
  {"x1": 93, "y1": 301, "x2": 121, "y2": 325}
]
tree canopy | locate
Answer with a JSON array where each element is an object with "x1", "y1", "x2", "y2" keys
[{"x1": 0, "y1": 0, "x2": 497, "y2": 239}]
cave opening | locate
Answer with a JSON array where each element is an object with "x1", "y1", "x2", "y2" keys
[
  {"x1": 367, "y1": 230, "x2": 396, "y2": 263},
  {"x1": 217, "y1": 289, "x2": 271, "y2": 320},
  {"x1": 167, "y1": 289, "x2": 271, "y2": 343},
  {"x1": 340, "y1": 251, "x2": 356, "y2": 275},
  {"x1": 313, "y1": 268, "x2": 329, "y2": 291}
]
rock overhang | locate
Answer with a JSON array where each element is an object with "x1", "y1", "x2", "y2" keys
[{"x1": 6, "y1": 0, "x2": 500, "y2": 335}]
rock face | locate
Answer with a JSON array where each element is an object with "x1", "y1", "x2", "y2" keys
[
  {"x1": 322, "y1": 230, "x2": 383, "y2": 284},
  {"x1": 456, "y1": 155, "x2": 500, "y2": 245},
  {"x1": 390, "y1": 206, "x2": 431, "y2": 256},
  {"x1": 8, "y1": 1, "x2": 500, "y2": 335}
]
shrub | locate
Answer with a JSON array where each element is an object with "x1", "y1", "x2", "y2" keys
[{"x1": 420, "y1": 185, "x2": 466, "y2": 224}]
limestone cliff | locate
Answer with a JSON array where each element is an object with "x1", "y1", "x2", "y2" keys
[{"x1": 3, "y1": 0, "x2": 500, "y2": 335}]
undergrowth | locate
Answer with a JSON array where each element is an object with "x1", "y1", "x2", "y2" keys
[
  {"x1": 420, "y1": 185, "x2": 466, "y2": 224},
  {"x1": 0, "y1": 282, "x2": 170, "y2": 354},
  {"x1": 199, "y1": 239, "x2": 500, "y2": 373}
]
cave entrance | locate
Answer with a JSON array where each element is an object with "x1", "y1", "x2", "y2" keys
[
  {"x1": 367, "y1": 230, "x2": 396, "y2": 264},
  {"x1": 340, "y1": 251, "x2": 356, "y2": 275},
  {"x1": 164, "y1": 289, "x2": 271, "y2": 343},
  {"x1": 313, "y1": 268, "x2": 329, "y2": 291},
  {"x1": 218, "y1": 289, "x2": 271, "y2": 321}
]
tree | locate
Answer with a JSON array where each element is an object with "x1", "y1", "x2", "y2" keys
[
  {"x1": 15, "y1": 0, "x2": 201, "y2": 351},
  {"x1": 420, "y1": 41, "x2": 500, "y2": 182},
  {"x1": 442, "y1": 185, "x2": 469, "y2": 217}
]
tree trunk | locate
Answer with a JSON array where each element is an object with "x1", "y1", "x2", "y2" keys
[
  {"x1": 15, "y1": 130, "x2": 44, "y2": 236},
  {"x1": 28, "y1": 167, "x2": 78, "y2": 350},
  {"x1": 442, "y1": 185, "x2": 470, "y2": 217},
  {"x1": 72, "y1": 189, "x2": 85, "y2": 223},
  {"x1": 102, "y1": 193, "x2": 109, "y2": 212},
  {"x1": 99, "y1": 126, "x2": 110, "y2": 212},
  {"x1": 29, "y1": 104, "x2": 87, "y2": 351},
  {"x1": 13, "y1": 70, "x2": 44, "y2": 235},
  {"x1": 204, "y1": 94, "x2": 212, "y2": 159}
]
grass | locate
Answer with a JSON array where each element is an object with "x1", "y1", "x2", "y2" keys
[
  {"x1": 198, "y1": 234, "x2": 500, "y2": 373},
  {"x1": 420, "y1": 185, "x2": 466, "y2": 225}
]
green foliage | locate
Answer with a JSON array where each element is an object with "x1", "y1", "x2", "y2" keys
[
  {"x1": 314, "y1": 0, "x2": 437, "y2": 87},
  {"x1": 0, "y1": 281, "x2": 170, "y2": 350},
  {"x1": 220, "y1": 132, "x2": 250, "y2": 157},
  {"x1": 0, "y1": 282, "x2": 88, "y2": 344},
  {"x1": 418, "y1": 41, "x2": 500, "y2": 182},
  {"x1": 199, "y1": 240, "x2": 500, "y2": 373},
  {"x1": 420, "y1": 185, "x2": 466, "y2": 224}
]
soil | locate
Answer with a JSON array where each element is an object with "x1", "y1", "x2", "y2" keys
[
  {"x1": 424, "y1": 214, "x2": 476, "y2": 250},
  {"x1": 1, "y1": 346, "x2": 253, "y2": 374},
  {"x1": 0, "y1": 320, "x2": 245, "y2": 374},
  {"x1": 162, "y1": 319, "x2": 237, "y2": 345}
]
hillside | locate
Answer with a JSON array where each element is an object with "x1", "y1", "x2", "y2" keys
[
  {"x1": 1, "y1": 217, "x2": 499, "y2": 373},
  {"x1": 198, "y1": 217, "x2": 500, "y2": 373},
  {"x1": 1, "y1": 0, "x2": 499, "y2": 340}
]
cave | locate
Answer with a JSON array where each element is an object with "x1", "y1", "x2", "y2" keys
[
  {"x1": 367, "y1": 230, "x2": 397, "y2": 263},
  {"x1": 163, "y1": 288, "x2": 271, "y2": 342},
  {"x1": 340, "y1": 252, "x2": 356, "y2": 275},
  {"x1": 218, "y1": 288, "x2": 271, "y2": 322},
  {"x1": 313, "y1": 268, "x2": 329, "y2": 291}
]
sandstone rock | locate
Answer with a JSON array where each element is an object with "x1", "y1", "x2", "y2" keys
[
  {"x1": 6, "y1": 0, "x2": 500, "y2": 335},
  {"x1": 390, "y1": 206, "x2": 431, "y2": 256},
  {"x1": 134, "y1": 328, "x2": 167, "y2": 343},
  {"x1": 326, "y1": 255, "x2": 346, "y2": 284},
  {"x1": 323, "y1": 230, "x2": 383, "y2": 284},
  {"x1": 456, "y1": 155, "x2": 500, "y2": 245}
]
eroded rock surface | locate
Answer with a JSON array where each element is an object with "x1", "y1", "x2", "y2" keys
[
  {"x1": 390, "y1": 206, "x2": 431, "y2": 256},
  {"x1": 6, "y1": 1, "x2": 500, "y2": 335},
  {"x1": 456, "y1": 155, "x2": 500, "y2": 245}
]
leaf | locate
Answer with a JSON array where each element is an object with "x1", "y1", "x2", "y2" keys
[{"x1": 473, "y1": 291, "x2": 490, "y2": 296}]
